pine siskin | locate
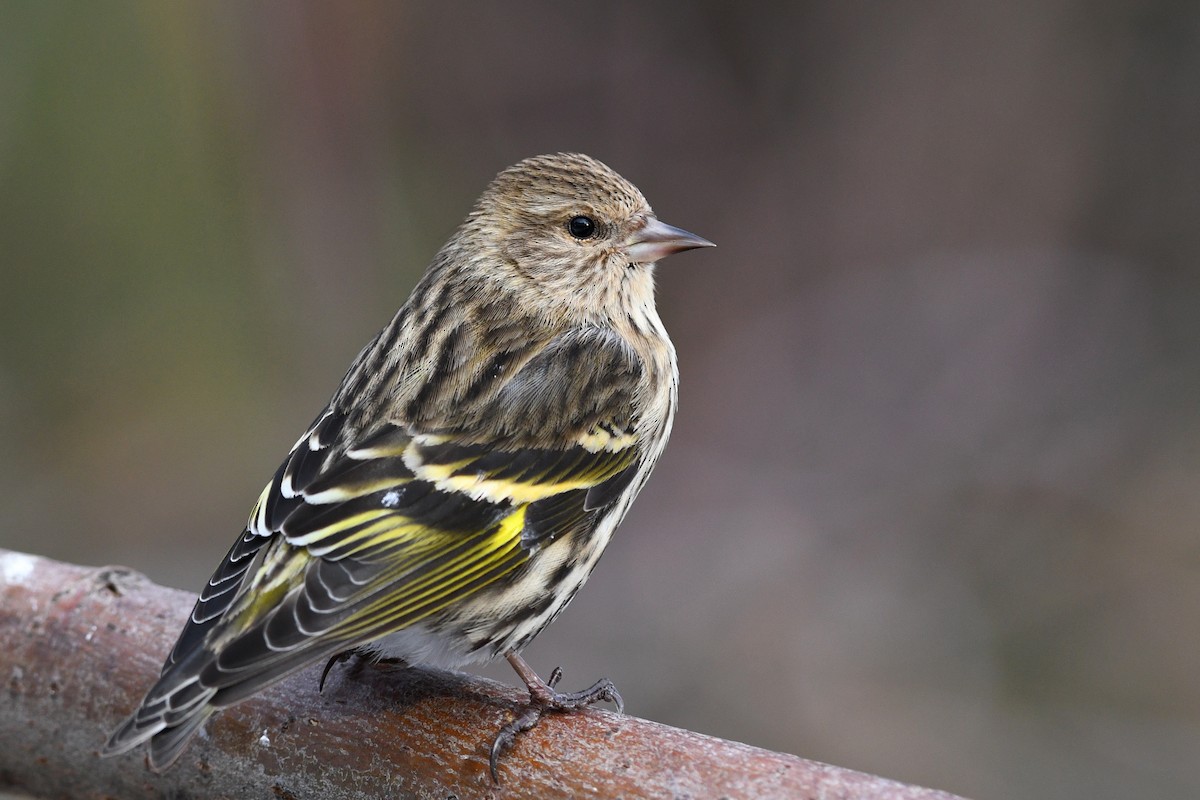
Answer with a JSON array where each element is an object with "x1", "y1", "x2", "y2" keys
[{"x1": 103, "y1": 152, "x2": 712, "y2": 778}]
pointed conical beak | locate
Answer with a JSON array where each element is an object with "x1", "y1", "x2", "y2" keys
[{"x1": 624, "y1": 217, "x2": 715, "y2": 264}]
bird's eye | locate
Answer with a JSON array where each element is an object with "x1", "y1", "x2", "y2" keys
[{"x1": 567, "y1": 215, "x2": 597, "y2": 240}]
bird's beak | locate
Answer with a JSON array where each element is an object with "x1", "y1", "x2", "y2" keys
[{"x1": 624, "y1": 217, "x2": 715, "y2": 264}]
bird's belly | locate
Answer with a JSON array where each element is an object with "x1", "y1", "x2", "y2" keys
[{"x1": 360, "y1": 622, "x2": 480, "y2": 669}]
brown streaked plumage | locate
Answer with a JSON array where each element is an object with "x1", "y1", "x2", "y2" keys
[{"x1": 102, "y1": 153, "x2": 713, "y2": 779}]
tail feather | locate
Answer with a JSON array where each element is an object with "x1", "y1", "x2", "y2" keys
[
  {"x1": 103, "y1": 635, "x2": 354, "y2": 768},
  {"x1": 147, "y1": 707, "x2": 215, "y2": 770},
  {"x1": 102, "y1": 652, "x2": 220, "y2": 765}
]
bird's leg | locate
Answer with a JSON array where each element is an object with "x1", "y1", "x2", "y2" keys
[{"x1": 489, "y1": 651, "x2": 623, "y2": 782}]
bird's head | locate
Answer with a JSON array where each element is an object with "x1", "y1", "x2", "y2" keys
[{"x1": 453, "y1": 153, "x2": 713, "y2": 324}]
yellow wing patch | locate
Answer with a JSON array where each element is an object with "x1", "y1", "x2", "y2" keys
[
  {"x1": 405, "y1": 427, "x2": 639, "y2": 505},
  {"x1": 413, "y1": 468, "x2": 604, "y2": 504},
  {"x1": 336, "y1": 504, "x2": 529, "y2": 636}
]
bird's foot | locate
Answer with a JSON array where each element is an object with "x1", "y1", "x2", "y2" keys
[{"x1": 489, "y1": 653, "x2": 623, "y2": 782}]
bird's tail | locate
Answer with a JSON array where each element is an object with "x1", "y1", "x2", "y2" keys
[
  {"x1": 101, "y1": 648, "x2": 221, "y2": 770},
  {"x1": 102, "y1": 635, "x2": 350, "y2": 770},
  {"x1": 105, "y1": 703, "x2": 216, "y2": 770}
]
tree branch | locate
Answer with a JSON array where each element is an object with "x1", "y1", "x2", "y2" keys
[{"x1": 0, "y1": 548, "x2": 968, "y2": 799}]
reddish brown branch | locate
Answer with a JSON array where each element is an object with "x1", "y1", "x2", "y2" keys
[{"x1": 0, "y1": 548, "x2": 968, "y2": 799}]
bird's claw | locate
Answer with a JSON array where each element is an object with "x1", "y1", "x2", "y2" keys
[
  {"x1": 488, "y1": 667, "x2": 623, "y2": 783},
  {"x1": 489, "y1": 704, "x2": 546, "y2": 783},
  {"x1": 318, "y1": 650, "x2": 355, "y2": 694}
]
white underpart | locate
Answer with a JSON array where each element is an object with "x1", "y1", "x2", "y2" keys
[{"x1": 363, "y1": 622, "x2": 479, "y2": 668}]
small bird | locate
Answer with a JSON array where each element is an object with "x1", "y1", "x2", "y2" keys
[{"x1": 103, "y1": 152, "x2": 712, "y2": 778}]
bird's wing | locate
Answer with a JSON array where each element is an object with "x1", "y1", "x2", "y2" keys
[{"x1": 109, "y1": 326, "x2": 646, "y2": 760}]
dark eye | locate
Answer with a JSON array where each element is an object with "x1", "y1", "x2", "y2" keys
[{"x1": 567, "y1": 215, "x2": 596, "y2": 239}]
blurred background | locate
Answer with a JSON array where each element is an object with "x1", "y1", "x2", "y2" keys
[{"x1": 2, "y1": 3, "x2": 1199, "y2": 798}]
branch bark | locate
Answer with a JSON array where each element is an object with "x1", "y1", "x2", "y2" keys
[{"x1": 0, "y1": 548, "x2": 969, "y2": 799}]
